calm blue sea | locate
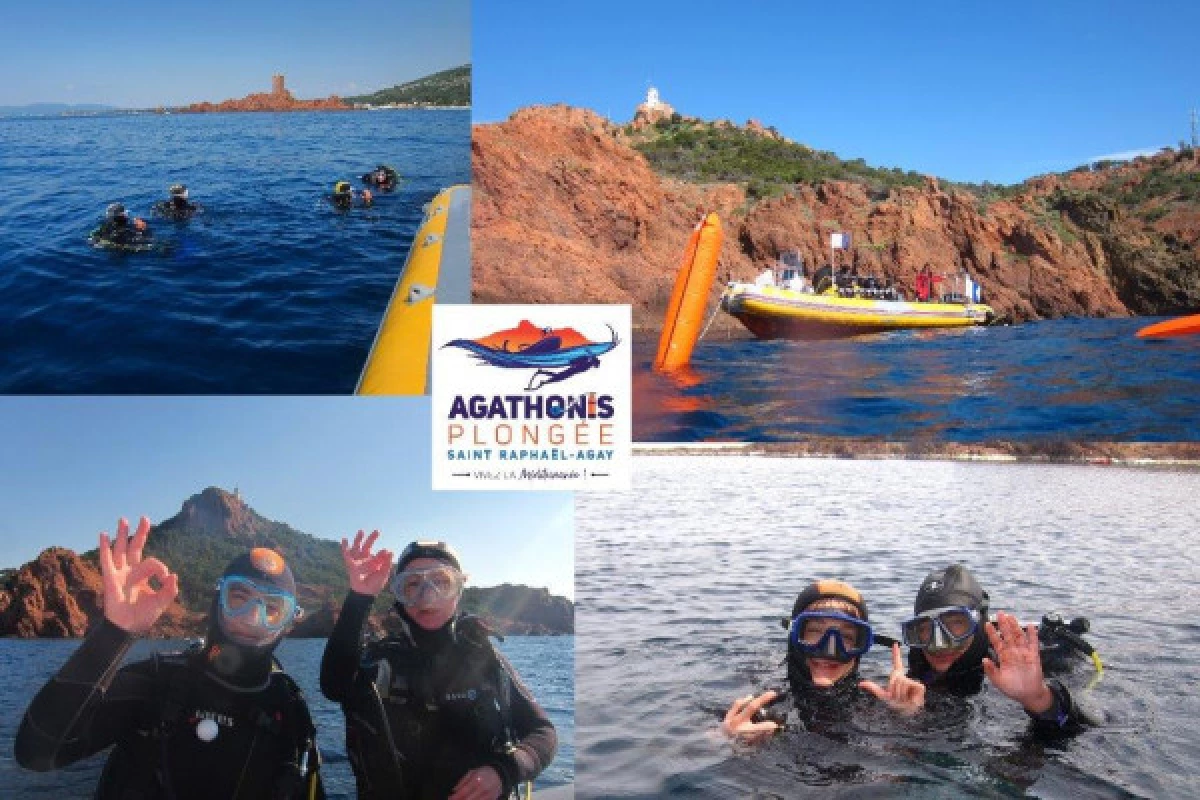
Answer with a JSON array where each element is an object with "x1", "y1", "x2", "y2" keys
[
  {"x1": 635, "y1": 317, "x2": 1200, "y2": 441},
  {"x1": 0, "y1": 110, "x2": 469, "y2": 393},
  {"x1": 0, "y1": 634, "x2": 573, "y2": 798},
  {"x1": 576, "y1": 457, "x2": 1200, "y2": 798}
]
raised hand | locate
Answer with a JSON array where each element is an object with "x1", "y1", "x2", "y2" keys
[
  {"x1": 721, "y1": 690, "x2": 781, "y2": 743},
  {"x1": 340, "y1": 530, "x2": 393, "y2": 597},
  {"x1": 99, "y1": 516, "x2": 179, "y2": 635},
  {"x1": 859, "y1": 643, "x2": 926, "y2": 716},
  {"x1": 982, "y1": 612, "x2": 1055, "y2": 714}
]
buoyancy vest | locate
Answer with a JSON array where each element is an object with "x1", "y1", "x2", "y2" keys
[
  {"x1": 95, "y1": 650, "x2": 320, "y2": 800},
  {"x1": 343, "y1": 615, "x2": 517, "y2": 800}
]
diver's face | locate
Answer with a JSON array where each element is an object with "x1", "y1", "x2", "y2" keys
[
  {"x1": 924, "y1": 636, "x2": 973, "y2": 673},
  {"x1": 219, "y1": 608, "x2": 284, "y2": 647},
  {"x1": 806, "y1": 656, "x2": 856, "y2": 686},
  {"x1": 401, "y1": 557, "x2": 462, "y2": 630},
  {"x1": 796, "y1": 603, "x2": 865, "y2": 686}
]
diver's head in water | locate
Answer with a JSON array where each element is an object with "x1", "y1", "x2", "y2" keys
[
  {"x1": 106, "y1": 202, "x2": 129, "y2": 225},
  {"x1": 204, "y1": 548, "x2": 301, "y2": 683},
  {"x1": 391, "y1": 540, "x2": 467, "y2": 631},
  {"x1": 168, "y1": 183, "x2": 189, "y2": 208},
  {"x1": 787, "y1": 580, "x2": 872, "y2": 691},
  {"x1": 903, "y1": 564, "x2": 989, "y2": 677}
]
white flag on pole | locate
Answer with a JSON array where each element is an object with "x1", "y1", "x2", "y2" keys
[{"x1": 830, "y1": 232, "x2": 851, "y2": 250}]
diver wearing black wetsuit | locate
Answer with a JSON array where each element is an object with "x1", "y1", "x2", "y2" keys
[
  {"x1": 92, "y1": 203, "x2": 152, "y2": 249},
  {"x1": 731, "y1": 581, "x2": 883, "y2": 737},
  {"x1": 320, "y1": 540, "x2": 557, "y2": 800},
  {"x1": 15, "y1": 525, "x2": 324, "y2": 800},
  {"x1": 903, "y1": 565, "x2": 1095, "y2": 733},
  {"x1": 153, "y1": 184, "x2": 200, "y2": 220},
  {"x1": 331, "y1": 180, "x2": 371, "y2": 209},
  {"x1": 362, "y1": 164, "x2": 399, "y2": 190}
]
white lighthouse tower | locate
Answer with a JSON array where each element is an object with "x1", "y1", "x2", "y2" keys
[{"x1": 634, "y1": 86, "x2": 675, "y2": 125}]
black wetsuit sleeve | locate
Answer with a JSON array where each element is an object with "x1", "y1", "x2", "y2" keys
[
  {"x1": 14, "y1": 619, "x2": 156, "y2": 771},
  {"x1": 1026, "y1": 678, "x2": 1088, "y2": 734},
  {"x1": 486, "y1": 651, "x2": 558, "y2": 794},
  {"x1": 319, "y1": 590, "x2": 375, "y2": 703}
]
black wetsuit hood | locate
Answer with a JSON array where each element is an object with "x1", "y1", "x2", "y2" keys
[
  {"x1": 201, "y1": 598, "x2": 280, "y2": 687},
  {"x1": 906, "y1": 564, "x2": 990, "y2": 693},
  {"x1": 785, "y1": 579, "x2": 870, "y2": 697},
  {"x1": 202, "y1": 549, "x2": 296, "y2": 687}
]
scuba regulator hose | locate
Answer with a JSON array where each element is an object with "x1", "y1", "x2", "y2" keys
[{"x1": 1040, "y1": 614, "x2": 1103, "y2": 689}]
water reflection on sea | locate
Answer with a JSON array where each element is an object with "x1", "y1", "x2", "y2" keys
[{"x1": 634, "y1": 318, "x2": 1200, "y2": 441}]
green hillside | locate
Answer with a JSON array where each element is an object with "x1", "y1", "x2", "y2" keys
[
  {"x1": 77, "y1": 488, "x2": 347, "y2": 611},
  {"x1": 348, "y1": 65, "x2": 471, "y2": 107},
  {"x1": 629, "y1": 116, "x2": 926, "y2": 199}
]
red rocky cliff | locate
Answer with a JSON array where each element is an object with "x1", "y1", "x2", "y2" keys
[
  {"x1": 0, "y1": 548, "x2": 199, "y2": 638},
  {"x1": 473, "y1": 105, "x2": 1199, "y2": 327},
  {"x1": 182, "y1": 85, "x2": 348, "y2": 113},
  {"x1": 163, "y1": 487, "x2": 259, "y2": 538}
]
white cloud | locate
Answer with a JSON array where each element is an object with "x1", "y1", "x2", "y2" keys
[{"x1": 1088, "y1": 146, "x2": 1164, "y2": 163}]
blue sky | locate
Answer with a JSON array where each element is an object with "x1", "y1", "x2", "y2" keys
[
  {"x1": 474, "y1": 0, "x2": 1199, "y2": 184},
  {"x1": 0, "y1": 0, "x2": 470, "y2": 108},
  {"x1": 0, "y1": 398, "x2": 573, "y2": 599}
]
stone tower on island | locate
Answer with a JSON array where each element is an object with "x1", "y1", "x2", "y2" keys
[{"x1": 271, "y1": 74, "x2": 286, "y2": 97}]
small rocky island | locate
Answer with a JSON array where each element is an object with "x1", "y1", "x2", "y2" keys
[{"x1": 180, "y1": 74, "x2": 349, "y2": 113}]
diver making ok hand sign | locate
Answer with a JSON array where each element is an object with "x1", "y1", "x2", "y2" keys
[
  {"x1": 98, "y1": 515, "x2": 181, "y2": 633},
  {"x1": 15, "y1": 516, "x2": 324, "y2": 799}
]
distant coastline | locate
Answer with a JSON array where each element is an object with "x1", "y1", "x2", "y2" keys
[
  {"x1": 0, "y1": 106, "x2": 470, "y2": 120},
  {"x1": 2, "y1": 64, "x2": 473, "y2": 118}
]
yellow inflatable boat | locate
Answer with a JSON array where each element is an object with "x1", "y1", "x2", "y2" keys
[
  {"x1": 722, "y1": 282, "x2": 994, "y2": 339},
  {"x1": 357, "y1": 184, "x2": 471, "y2": 395}
]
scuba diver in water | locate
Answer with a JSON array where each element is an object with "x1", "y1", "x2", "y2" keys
[
  {"x1": 90, "y1": 202, "x2": 152, "y2": 250},
  {"x1": 891, "y1": 564, "x2": 1098, "y2": 731},
  {"x1": 153, "y1": 183, "x2": 201, "y2": 220},
  {"x1": 14, "y1": 516, "x2": 324, "y2": 798},
  {"x1": 331, "y1": 180, "x2": 373, "y2": 209},
  {"x1": 361, "y1": 164, "x2": 399, "y2": 190},
  {"x1": 721, "y1": 580, "x2": 927, "y2": 742},
  {"x1": 321, "y1": 534, "x2": 557, "y2": 800}
]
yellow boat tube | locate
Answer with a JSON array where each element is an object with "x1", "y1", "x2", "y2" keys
[
  {"x1": 357, "y1": 184, "x2": 471, "y2": 395},
  {"x1": 722, "y1": 283, "x2": 994, "y2": 339}
]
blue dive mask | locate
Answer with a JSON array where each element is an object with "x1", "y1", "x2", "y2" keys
[
  {"x1": 789, "y1": 611, "x2": 874, "y2": 662},
  {"x1": 217, "y1": 575, "x2": 299, "y2": 634}
]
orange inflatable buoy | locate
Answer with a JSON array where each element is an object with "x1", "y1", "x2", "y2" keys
[
  {"x1": 1136, "y1": 313, "x2": 1200, "y2": 339},
  {"x1": 654, "y1": 212, "x2": 723, "y2": 371}
]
